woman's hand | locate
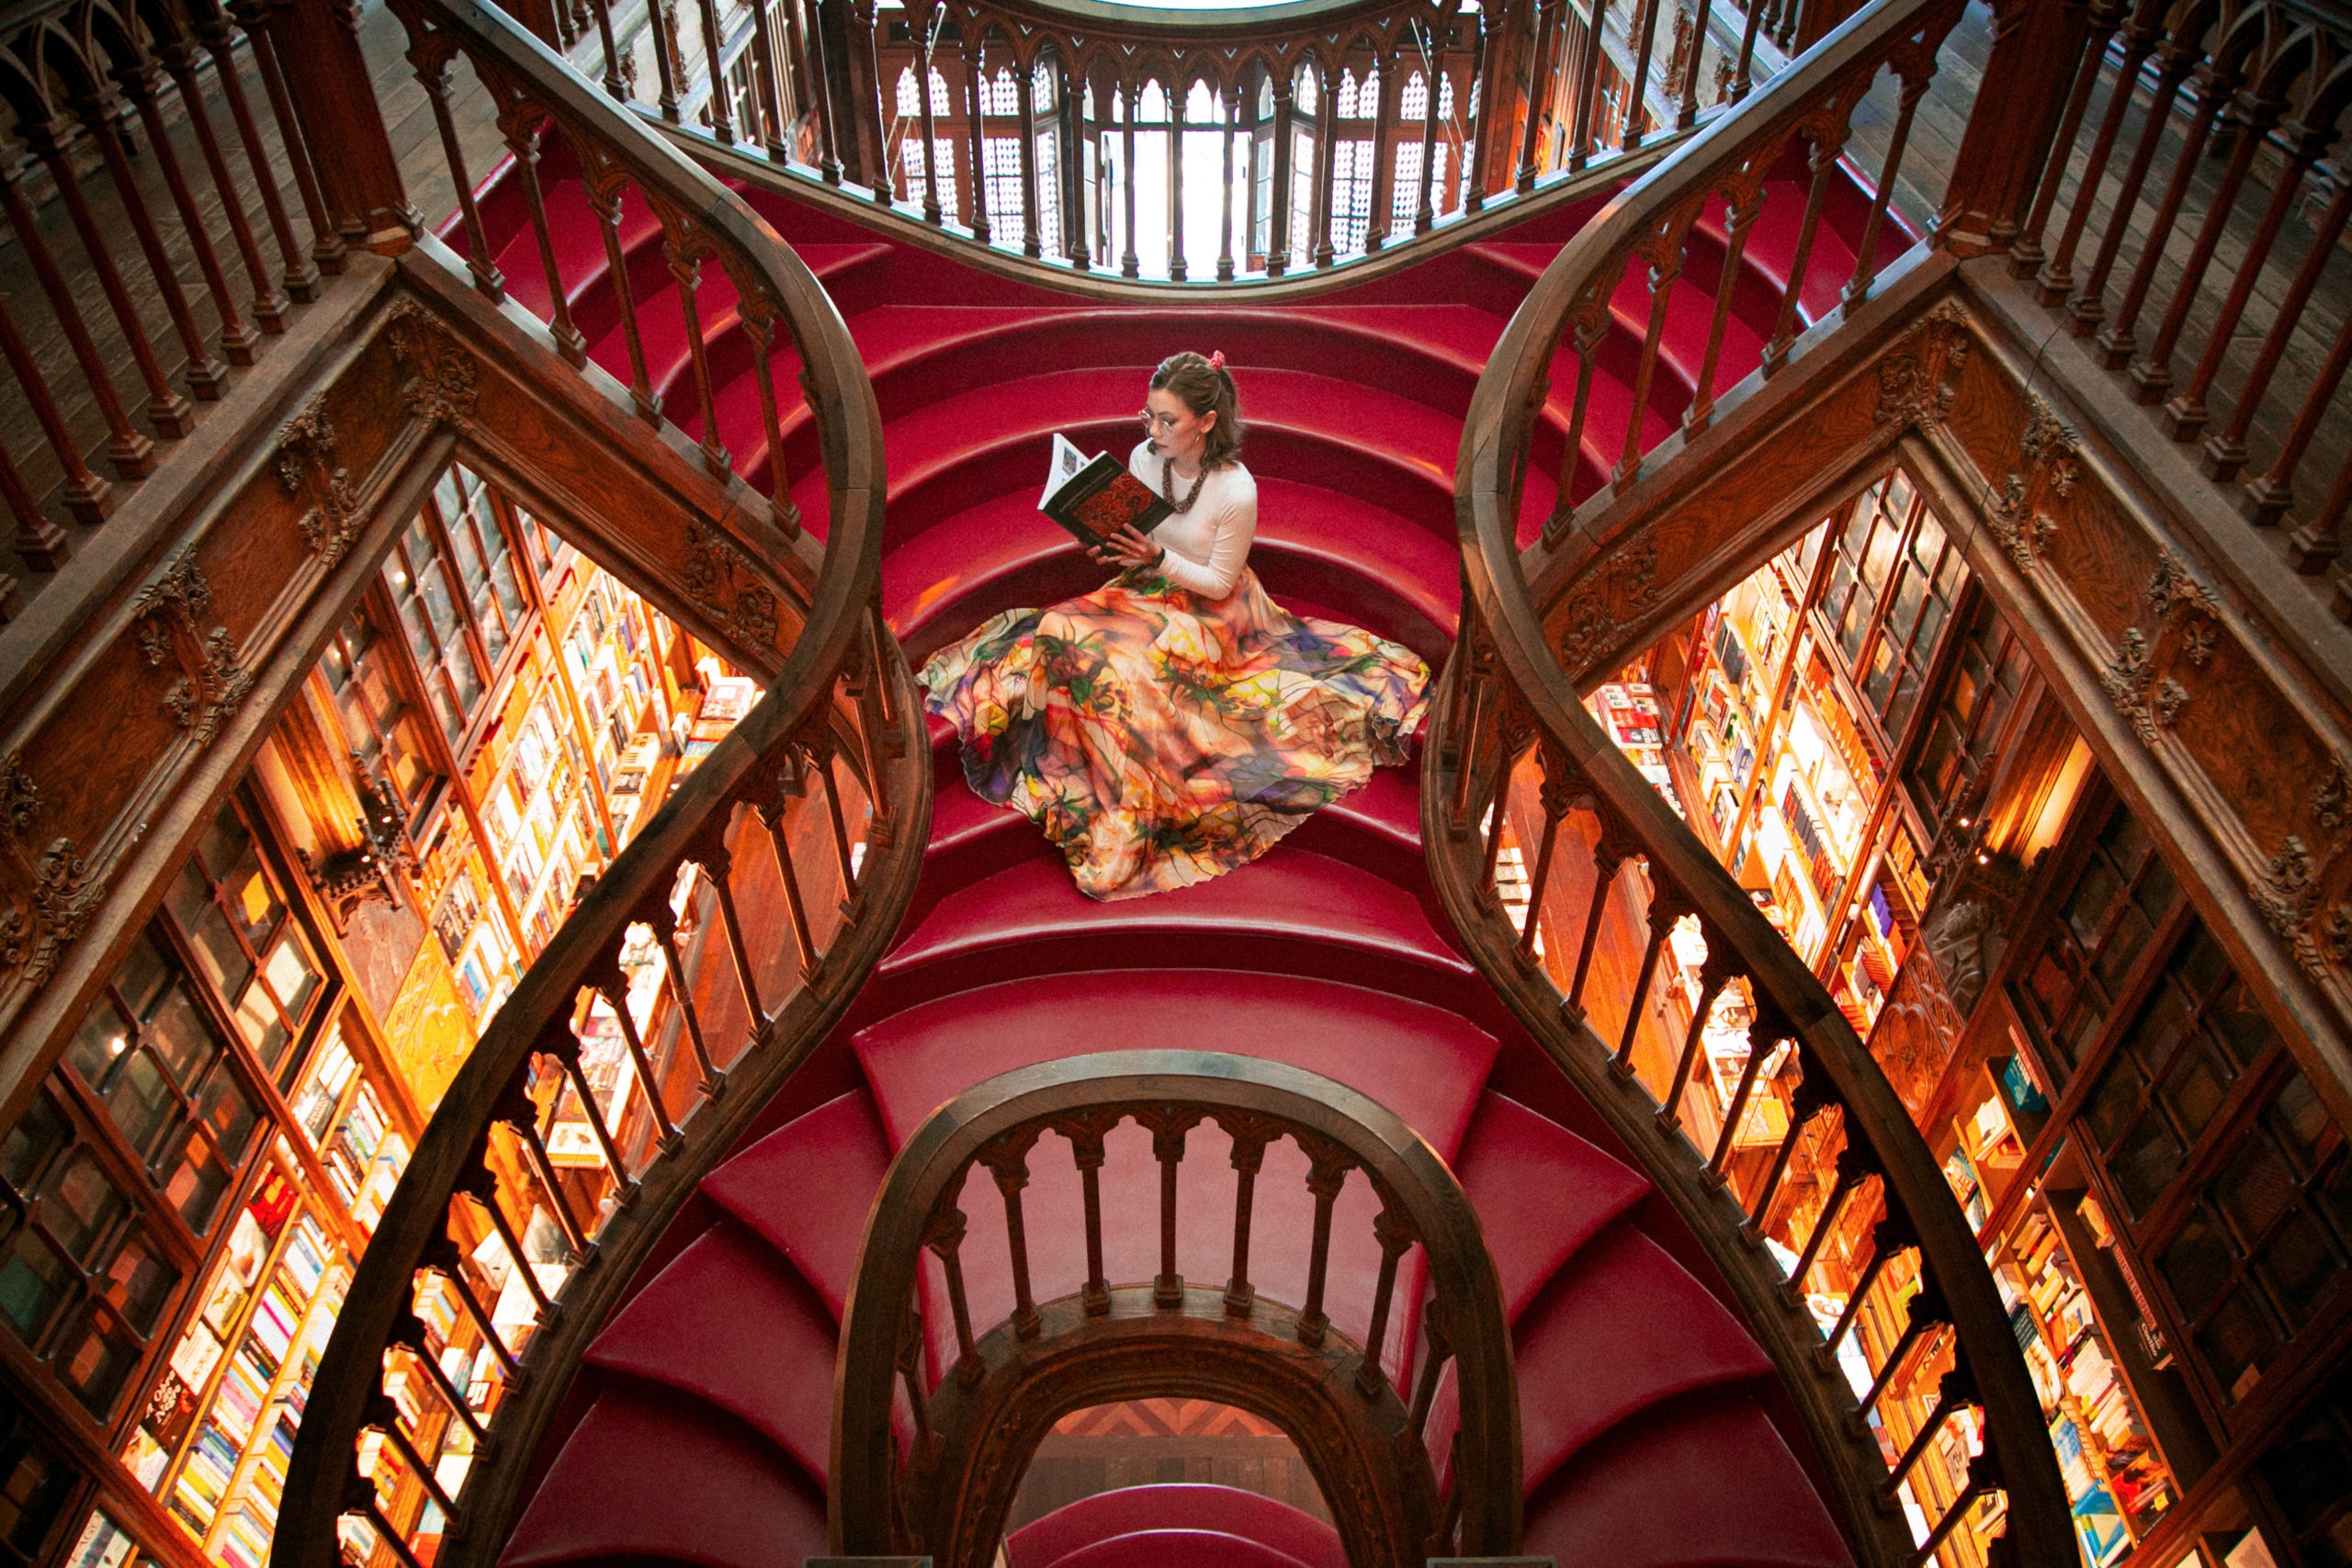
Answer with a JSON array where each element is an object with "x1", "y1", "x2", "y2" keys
[{"x1": 1088, "y1": 523, "x2": 1161, "y2": 570}]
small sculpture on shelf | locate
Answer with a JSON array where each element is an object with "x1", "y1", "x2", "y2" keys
[{"x1": 300, "y1": 760, "x2": 419, "y2": 933}]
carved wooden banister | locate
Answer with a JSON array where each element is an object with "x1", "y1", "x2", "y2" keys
[
  {"x1": 1434, "y1": 3, "x2": 2074, "y2": 1566},
  {"x1": 831, "y1": 1049, "x2": 1521, "y2": 1568},
  {"x1": 554, "y1": 0, "x2": 1801, "y2": 289},
  {"x1": 274, "y1": 3, "x2": 923, "y2": 1567}
]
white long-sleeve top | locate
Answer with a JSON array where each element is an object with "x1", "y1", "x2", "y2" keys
[{"x1": 1126, "y1": 438, "x2": 1257, "y2": 600}]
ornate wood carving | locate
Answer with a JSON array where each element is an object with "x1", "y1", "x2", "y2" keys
[
  {"x1": 131, "y1": 547, "x2": 256, "y2": 744},
  {"x1": 385, "y1": 299, "x2": 481, "y2": 430},
  {"x1": 277, "y1": 398, "x2": 366, "y2": 567}
]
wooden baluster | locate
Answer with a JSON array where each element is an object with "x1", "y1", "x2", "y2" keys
[
  {"x1": 356, "y1": 1498, "x2": 427, "y2": 1568},
  {"x1": 649, "y1": 904, "x2": 723, "y2": 1093},
  {"x1": 17, "y1": 118, "x2": 193, "y2": 438},
  {"x1": 1516, "y1": 0, "x2": 1559, "y2": 192},
  {"x1": 819, "y1": 744, "x2": 861, "y2": 897},
  {"x1": 1407, "y1": 1303, "x2": 1451, "y2": 1438},
  {"x1": 650, "y1": 0, "x2": 684, "y2": 121},
  {"x1": 2034, "y1": 11, "x2": 2159, "y2": 302},
  {"x1": 2245, "y1": 299, "x2": 2352, "y2": 538},
  {"x1": 736, "y1": 295, "x2": 803, "y2": 533},
  {"x1": 896, "y1": 1303, "x2": 932, "y2": 1451},
  {"x1": 1614, "y1": 893, "x2": 1685, "y2": 1068},
  {"x1": 2098, "y1": 54, "x2": 2245, "y2": 370},
  {"x1": 981, "y1": 1132, "x2": 1044, "y2": 1338},
  {"x1": 1862, "y1": 1275, "x2": 1948, "y2": 1410},
  {"x1": 2205, "y1": 172, "x2": 2352, "y2": 486},
  {"x1": 1268, "y1": 73, "x2": 1295, "y2": 276},
  {"x1": 1476, "y1": 773, "x2": 1511, "y2": 905},
  {"x1": 1826, "y1": 1212, "x2": 1910, "y2": 1354},
  {"x1": 0, "y1": 293, "x2": 104, "y2": 542},
  {"x1": 2302, "y1": 463, "x2": 2352, "y2": 586},
  {"x1": 2164, "y1": 116, "x2": 2333, "y2": 434},
  {"x1": 582, "y1": 173, "x2": 658, "y2": 421},
  {"x1": 1565, "y1": 814, "x2": 1638, "y2": 1014},
  {"x1": 964, "y1": 32, "x2": 992, "y2": 242},
  {"x1": 1365, "y1": 53, "x2": 1398, "y2": 253},
  {"x1": 1546, "y1": 308, "x2": 1609, "y2": 539},
  {"x1": 155, "y1": 36, "x2": 287, "y2": 332},
  {"x1": 688, "y1": 832, "x2": 767, "y2": 1027},
  {"x1": 499, "y1": 107, "x2": 589, "y2": 367},
  {"x1": 1064, "y1": 1111, "x2": 1117, "y2": 1314},
  {"x1": 1311, "y1": 64, "x2": 1340, "y2": 267},
  {"x1": 459, "y1": 1163, "x2": 554, "y2": 1316},
  {"x1": 665, "y1": 232, "x2": 731, "y2": 472},
  {"x1": 1623, "y1": 0, "x2": 1662, "y2": 148},
  {"x1": 1730, "y1": 0, "x2": 1768, "y2": 102},
  {"x1": 1222, "y1": 1118, "x2": 1274, "y2": 1316},
  {"x1": 1019, "y1": 62, "x2": 1046, "y2": 257},
  {"x1": 114, "y1": 57, "x2": 261, "y2": 367},
  {"x1": 1842, "y1": 70, "x2": 1926, "y2": 308},
  {"x1": 1708, "y1": 1008, "x2": 1782, "y2": 1175},
  {"x1": 1515, "y1": 742, "x2": 1575, "y2": 967},
  {"x1": 1686, "y1": 186, "x2": 1761, "y2": 433},
  {"x1": 2136, "y1": 86, "x2": 2290, "y2": 408},
  {"x1": 1415, "y1": 29, "x2": 1442, "y2": 232},
  {"x1": 196, "y1": 12, "x2": 317, "y2": 302},
  {"x1": 0, "y1": 446, "x2": 55, "y2": 578},
  {"x1": 1772, "y1": 0, "x2": 1797, "y2": 51},
  {"x1": 598, "y1": 972, "x2": 683, "y2": 1148},
  {"x1": 1355, "y1": 1205, "x2": 1415, "y2": 1395},
  {"x1": 546, "y1": 1029, "x2": 636, "y2": 1190},
  {"x1": 1169, "y1": 77, "x2": 1189, "y2": 279},
  {"x1": 1463, "y1": 7, "x2": 1490, "y2": 212},
  {"x1": 363, "y1": 1393, "x2": 463, "y2": 1517},
  {"x1": 1887, "y1": 1361, "x2": 1977, "y2": 1494},
  {"x1": 1296, "y1": 1141, "x2": 1351, "y2": 1347},
  {"x1": 584, "y1": 0, "x2": 625, "y2": 98},
  {"x1": 914, "y1": 11, "x2": 944, "y2": 220},
  {"x1": 1142, "y1": 1110, "x2": 1195, "y2": 1307},
  {"x1": 1120, "y1": 77, "x2": 1142, "y2": 276},
  {"x1": 1676, "y1": 0, "x2": 1713, "y2": 130},
  {"x1": 408, "y1": 34, "x2": 507, "y2": 304},
  {"x1": 2069, "y1": 39, "x2": 2199, "y2": 335},
  {"x1": 1762, "y1": 132, "x2": 1846, "y2": 373},
  {"x1": 1657, "y1": 943, "x2": 1736, "y2": 1130},
  {"x1": 925, "y1": 1203, "x2": 984, "y2": 1383},
  {"x1": 424, "y1": 1234, "x2": 525, "y2": 1375},
  {"x1": 761, "y1": 785, "x2": 823, "y2": 981},
  {"x1": 1617, "y1": 235, "x2": 1684, "y2": 481},
  {"x1": 1218, "y1": 82, "x2": 1239, "y2": 277},
  {"x1": 492, "y1": 1072, "x2": 589, "y2": 1262},
  {"x1": 2008, "y1": 0, "x2": 2125, "y2": 278},
  {"x1": 66, "y1": 83, "x2": 227, "y2": 403},
  {"x1": 1790, "y1": 1143, "x2": 1872, "y2": 1287},
  {"x1": 801, "y1": 0, "x2": 843, "y2": 180},
  {"x1": 388, "y1": 1316, "x2": 489, "y2": 1445},
  {"x1": 746, "y1": 0, "x2": 788, "y2": 155},
  {"x1": 1747, "y1": 1057, "x2": 1835, "y2": 1225}
]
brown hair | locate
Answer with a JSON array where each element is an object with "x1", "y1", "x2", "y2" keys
[{"x1": 1149, "y1": 351, "x2": 1243, "y2": 469}]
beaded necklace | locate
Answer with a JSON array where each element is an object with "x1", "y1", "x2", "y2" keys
[{"x1": 1160, "y1": 453, "x2": 1210, "y2": 514}]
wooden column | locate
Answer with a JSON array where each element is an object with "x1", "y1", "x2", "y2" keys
[
  {"x1": 1936, "y1": 0, "x2": 2092, "y2": 255},
  {"x1": 254, "y1": 0, "x2": 415, "y2": 251}
]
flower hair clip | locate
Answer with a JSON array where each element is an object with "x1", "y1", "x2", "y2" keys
[{"x1": 1208, "y1": 350, "x2": 1227, "y2": 372}]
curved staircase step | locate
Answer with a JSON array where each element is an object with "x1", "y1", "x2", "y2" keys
[
  {"x1": 1454, "y1": 1091, "x2": 1651, "y2": 1321},
  {"x1": 1523, "y1": 1396, "x2": 1855, "y2": 1568},
  {"x1": 1514, "y1": 1225, "x2": 1776, "y2": 1491},
  {"x1": 582, "y1": 1220, "x2": 837, "y2": 1481},
  {"x1": 700, "y1": 1089, "x2": 893, "y2": 1319},
  {"x1": 499, "y1": 1387, "x2": 827, "y2": 1568},
  {"x1": 1006, "y1": 1485, "x2": 1345, "y2": 1568},
  {"x1": 1047, "y1": 1529, "x2": 1314, "y2": 1568}
]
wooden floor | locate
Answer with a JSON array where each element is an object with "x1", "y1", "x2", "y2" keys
[{"x1": 5, "y1": 2, "x2": 2347, "y2": 627}]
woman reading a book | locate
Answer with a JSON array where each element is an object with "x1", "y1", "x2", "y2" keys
[{"x1": 918, "y1": 351, "x2": 1431, "y2": 901}]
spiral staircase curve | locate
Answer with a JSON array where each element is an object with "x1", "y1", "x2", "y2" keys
[{"x1": 441, "y1": 135, "x2": 1898, "y2": 1568}]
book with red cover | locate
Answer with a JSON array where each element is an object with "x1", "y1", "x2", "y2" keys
[{"x1": 1041, "y1": 433, "x2": 1173, "y2": 549}]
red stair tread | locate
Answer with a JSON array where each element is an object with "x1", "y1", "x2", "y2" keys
[
  {"x1": 1049, "y1": 1529, "x2": 1313, "y2": 1568},
  {"x1": 855, "y1": 971, "x2": 1498, "y2": 1157},
  {"x1": 1454, "y1": 1091, "x2": 1649, "y2": 1320},
  {"x1": 1523, "y1": 1397, "x2": 1855, "y2": 1568},
  {"x1": 1514, "y1": 1225, "x2": 1774, "y2": 1491},
  {"x1": 499, "y1": 1388, "x2": 827, "y2": 1568},
  {"x1": 700, "y1": 1089, "x2": 892, "y2": 1319},
  {"x1": 582, "y1": 1221, "x2": 836, "y2": 1481},
  {"x1": 1007, "y1": 1485, "x2": 1345, "y2": 1568},
  {"x1": 877, "y1": 851, "x2": 1475, "y2": 987}
]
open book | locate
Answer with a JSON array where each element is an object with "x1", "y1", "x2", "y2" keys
[{"x1": 1040, "y1": 433, "x2": 1173, "y2": 550}]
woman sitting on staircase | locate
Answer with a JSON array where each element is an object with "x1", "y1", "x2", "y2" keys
[{"x1": 920, "y1": 351, "x2": 1432, "y2": 901}]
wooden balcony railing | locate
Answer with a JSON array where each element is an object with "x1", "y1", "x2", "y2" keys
[
  {"x1": 1435, "y1": 3, "x2": 2077, "y2": 1566},
  {"x1": 272, "y1": 5, "x2": 922, "y2": 1568},
  {"x1": 2005, "y1": 0, "x2": 2352, "y2": 600},
  {"x1": 829, "y1": 1049, "x2": 1521, "y2": 1568},
  {"x1": 532, "y1": 0, "x2": 1819, "y2": 285},
  {"x1": 0, "y1": 0, "x2": 404, "y2": 599}
]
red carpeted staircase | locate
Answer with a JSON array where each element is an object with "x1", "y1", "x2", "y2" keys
[{"x1": 450, "y1": 141, "x2": 1897, "y2": 1568}]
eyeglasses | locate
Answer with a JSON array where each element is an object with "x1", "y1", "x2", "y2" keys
[{"x1": 1138, "y1": 409, "x2": 1186, "y2": 432}]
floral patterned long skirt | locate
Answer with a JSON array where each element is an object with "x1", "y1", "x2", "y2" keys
[{"x1": 919, "y1": 566, "x2": 1432, "y2": 901}]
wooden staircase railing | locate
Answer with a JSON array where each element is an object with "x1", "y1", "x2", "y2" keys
[
  {"x1": 537, "y1": 0, "x2": 1805, "y2": 287},
  {"x1": 829, "y1": 1049, "x2": 1521, "y2": 1568},
  {"x1": 1432, "y1": 3, "x2": 2077, "y2": 1566},
  {"x1": 272, "y1": 6, "x2": 924, "y2": 1568}
]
